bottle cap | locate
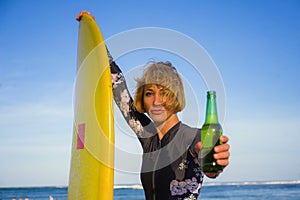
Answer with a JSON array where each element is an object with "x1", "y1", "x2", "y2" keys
[{"x1": 207, "y1": 91, "x2": 216, "y2": 96}]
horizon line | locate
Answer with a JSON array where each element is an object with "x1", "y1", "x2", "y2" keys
[{"x1": 1, "y1": 179, "x2": 300, "y2": 189}]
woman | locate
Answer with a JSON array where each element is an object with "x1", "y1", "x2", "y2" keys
[{"x1": 109, "y1": 55, "x2": 230, "y2": 199}]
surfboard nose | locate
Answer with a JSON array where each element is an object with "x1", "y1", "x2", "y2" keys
[{"x1": 76, "y1": 10, "x2": 95, "y2": 21}]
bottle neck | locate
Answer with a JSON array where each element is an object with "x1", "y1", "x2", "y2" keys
[{"x1": 204, "y1": 91, "x2": 219, "y2": 124}]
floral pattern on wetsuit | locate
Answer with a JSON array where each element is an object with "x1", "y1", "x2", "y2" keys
[
  {"x1": 129, "y1": 118, "x2": 144, "y2": 137},
  {"x1": 178, "y1": 159, "x2": 189, "y2": 170},
  {"x1": 192, "y1": 156, "x2": 202, "y2": 178},
  {"x1": 184, "y1": 194, "x2": 198, "y2": 200},
  {"x1": 119, "y1": 89, "x2": 130, "y2": 117},
  {"x1": 111, "y1": 73, "x2": 125, "y2": 89},
  {"x1": 111, "y1": 71, "x2": 145, "y2": 137},
  {"x1": 170, "y1": 177, "x2": 202, "y2": 196}
]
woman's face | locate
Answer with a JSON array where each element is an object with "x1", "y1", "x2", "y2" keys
[{"x1": 143, "y1": 84, "x2": 174, "y2": 124}]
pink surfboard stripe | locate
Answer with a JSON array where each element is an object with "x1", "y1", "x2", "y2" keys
[{"x1": 77, "y1": 123, "x2": 85, "y2": 149}]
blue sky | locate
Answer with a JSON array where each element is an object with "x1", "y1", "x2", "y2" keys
[{"x1": 0, "y1": 0, "x2": 299, "y2": 187}]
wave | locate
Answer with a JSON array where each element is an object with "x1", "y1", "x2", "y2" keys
[
  {"x1": 113, "y1": 180, "x2": 300, "y2": 189},
  {"x1": 114, "y1": 184, "x2": 143, "y2": 190},
  {"x1": 203, "y1": 180, "x2": 300, "y2": 187}
]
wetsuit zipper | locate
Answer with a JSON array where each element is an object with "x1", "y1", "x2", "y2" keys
[{"x1": 152, "y1": 140, "x2": 162, "y2": 200}]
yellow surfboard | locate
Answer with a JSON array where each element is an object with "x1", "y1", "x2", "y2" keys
[{"x1": 68, "y1": 11, "x2": 114, "y2": 199}]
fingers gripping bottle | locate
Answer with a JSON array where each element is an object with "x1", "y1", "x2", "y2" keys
[{"x1": 201, "y1": 91, "x2": 224, "y2": 173}]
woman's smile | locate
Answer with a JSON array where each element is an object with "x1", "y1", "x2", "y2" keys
[{"x1": 150, "y1": 106, "x2": 165, "y2": 115}]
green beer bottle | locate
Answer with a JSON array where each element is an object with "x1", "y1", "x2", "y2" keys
[{"x1": 201, "y1": 91, "x2": 224, "y2": 173}]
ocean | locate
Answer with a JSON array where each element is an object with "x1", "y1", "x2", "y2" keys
[{"x1": 0, "y1": 181, "x2": 299, "y2": 200}]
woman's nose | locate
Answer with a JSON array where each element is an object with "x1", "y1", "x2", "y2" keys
[{"x1": 153, "y1": 93, "x2": 163, "y2": 105}]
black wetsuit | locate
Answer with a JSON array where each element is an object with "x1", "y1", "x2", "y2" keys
[{"x1": 110, "y1": 61, "x2": 204, "y2": 200}]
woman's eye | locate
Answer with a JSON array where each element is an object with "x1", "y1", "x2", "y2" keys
[{"x1": 145, "y1": 92, "x2": 153, "y2": 96}]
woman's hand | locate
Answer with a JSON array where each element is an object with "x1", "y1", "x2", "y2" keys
[
  {"x1": 196, "y1": 135, "x2": 230, "y2": 178},
  {"x1": 214, "y1": 135, "x2": 230, "y2": 166}
]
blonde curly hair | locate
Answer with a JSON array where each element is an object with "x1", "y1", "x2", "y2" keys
[{"x1": 134, "y1": 61, "x2": 185, "y2": 113}]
